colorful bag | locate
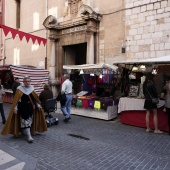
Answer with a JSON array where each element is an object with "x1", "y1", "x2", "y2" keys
[
  {"x1": 82, "y1": 99, "x2": 89, "y2": 109},
  {"x1": 76, "y1": 99, "x2": 82, "y2": 107},
  {"x1": 88, "y1": 99, "x2": 95, "y2": 109},
  {"x1": 100, "y1": 98, "x2": 113, "y2": 111},
  {"x1": 94, "y1": 101, "x2": 101, "y2": 110}
]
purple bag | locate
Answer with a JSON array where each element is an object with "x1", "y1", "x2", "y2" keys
[
  {"x1": 100, "y1": 98, "x2": 113, "y2": 111},
  {"x1": 88, "y1": 99, "x2": 95, "y2": 109}
]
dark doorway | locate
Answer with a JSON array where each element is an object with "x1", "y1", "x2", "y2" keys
[{"x1": 63, "y1": 43, "x2": 87, "y2": 65}]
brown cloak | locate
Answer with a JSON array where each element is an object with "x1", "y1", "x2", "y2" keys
[{"x1": 1, "y1": 89, "x2": 47, "y2": 137}]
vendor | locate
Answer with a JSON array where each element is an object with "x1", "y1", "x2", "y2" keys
[{"x1": 101, "y1": 87, "x2": 115, "y2": 98}]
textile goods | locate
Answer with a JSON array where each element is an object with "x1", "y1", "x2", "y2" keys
[
  {"x1": 76, "y1": 99, "x2": 82, "y2": 107},
  {"x1": 94, "y1": 101, "x2": 101, "y2": 110},
  {"x1": 82, "y1": 99, "x2": 89, "y2": 109},
  {"x1": 88, "y1": 99, "x2": 95, "y2": 109}
]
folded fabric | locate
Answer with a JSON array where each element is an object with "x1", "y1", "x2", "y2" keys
[
  {"x1": 100, "y1": 98, "x2": 113, "y2": 111},
  {"x1": 94, "y1": 100, "x2": 101, "y2": 110},
  {"x1": 88, "y1": 99, "x2": 95, "y2": 109},
  {"x1": 82, "y1": 99, "x2": 89, "y2": 109},
  {"x1": 76, "y1": 99, "x2": 82, "y2": 107}
]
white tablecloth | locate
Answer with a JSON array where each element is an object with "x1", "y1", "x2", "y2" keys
[{"x1": 118, "y1": 97, "x2": 165, "y2": 113}]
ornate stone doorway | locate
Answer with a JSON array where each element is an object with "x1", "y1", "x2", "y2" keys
[
  {"x1": 43, "y1": 4, "x2": 101, "y2": 91},
  {"x1": 63, "y1": 43, "x2": 87, "y2": 65}
]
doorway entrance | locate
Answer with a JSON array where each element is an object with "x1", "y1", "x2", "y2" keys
[{"x1": 63, "y1": 43, "x2": 87, "y2": 65}]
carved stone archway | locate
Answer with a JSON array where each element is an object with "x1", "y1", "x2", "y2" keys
[{"x1": 43, "y1": 4, "x2": 102, "y2": 91}]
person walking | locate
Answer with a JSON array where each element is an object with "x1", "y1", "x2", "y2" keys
[
  {"x1": 1, "y1": 76, "x2": 47, "y2": 143},
  {"x1": 143, "y1": 73, "x2": 163, "y2": 134},
  {"x1": 61, "y1": 74, "x2": 72, "y2": 122},
  {"x1": 39, "y1": 84, "x2": 53, "y2": 112},
  {"x1": 0, "y1": 79, "x2": 6, "y2": 124},
  {"x1": 12, "y1": 77, "x2": 20, "y2": 96}
]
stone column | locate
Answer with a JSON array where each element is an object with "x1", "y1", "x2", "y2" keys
[
  {"x1": 86, "y1": 31, "x2": 94, "y2": 64},
  {"x1": 49, "y1": 38, "x2": 57, "y2": 97}
]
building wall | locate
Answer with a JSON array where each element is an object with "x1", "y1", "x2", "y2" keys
[
  {"x1": 3, "y1": 0, "x2": 125, "y2": 68},
  {"x1": 125, "y1": 0, "x2": 170, "y2": 60},
  {"x1": 4, "y1": 0, "x2": 66, "y2": 68},
  {"x1": 93, "y1": 0, "x2": 125, "y2": 63}
]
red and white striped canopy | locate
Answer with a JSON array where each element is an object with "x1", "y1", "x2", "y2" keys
[{"x1": 10, "y1": 65, "x2": 49, "y2": 94}]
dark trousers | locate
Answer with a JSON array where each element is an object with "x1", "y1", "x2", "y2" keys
[
  {"x1": 0, "y1": 103, "x2": 6, "y2": 122},
  {"x1": 166, "y1": 108, "x2": 170, "y2": 132}
]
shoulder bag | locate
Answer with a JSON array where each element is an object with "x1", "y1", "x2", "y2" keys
[{"x1": 145, "y1": 88, "x2": 159, "y2": 104}]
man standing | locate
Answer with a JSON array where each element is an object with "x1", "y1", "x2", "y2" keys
[
  {"x1": 1, "y1": 76, "x2": 47, "y2": 143},
  {"x1": 12, "y1": 77, "x2": 20, "y2": 96},
  {"x1": 61, "y1": 74, "x2": 73, "y2": 122}
]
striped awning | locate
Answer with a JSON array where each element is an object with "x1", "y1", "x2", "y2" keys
[{"x1": 9, "y1": 65, "x2": 49, "y2": 94}]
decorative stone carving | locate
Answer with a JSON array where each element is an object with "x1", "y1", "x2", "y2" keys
[
  {"x1": 43, "y1": 15, "x2": 58, "y2": 29},
  {"x1": 70, "y1": 0, "x2": 80, "y2": 16},
  {"x1": 80, "y1": 5, "x2": 102, "y2": 21}
]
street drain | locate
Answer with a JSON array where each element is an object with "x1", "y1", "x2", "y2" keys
[{"x1": 67, "y1": 133, "x2": 90, "y2": 140}]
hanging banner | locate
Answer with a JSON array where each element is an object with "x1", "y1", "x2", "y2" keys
[{"x1": 0, "y1": 24, "x2": 47, "y2": 46}]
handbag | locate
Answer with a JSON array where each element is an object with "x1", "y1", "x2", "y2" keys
[{"x1": 146, "y1": 88, "x2": 159, "y2": 104}]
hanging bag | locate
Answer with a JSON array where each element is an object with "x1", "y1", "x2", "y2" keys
[{"x1": 146, "y1": 88, "x2": 159, "y2": 104}]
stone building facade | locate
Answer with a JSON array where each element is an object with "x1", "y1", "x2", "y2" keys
[
  {"x1": 1, "y1": 0, "x2": 170, "y2": 88},
  {"x1": 125, "y1": 0, "x2": 170, "y2": 60}
]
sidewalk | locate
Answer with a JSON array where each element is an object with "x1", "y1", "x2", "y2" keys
[{"x1": 0, "y1": 103, "x2": 170, "y2": 170}]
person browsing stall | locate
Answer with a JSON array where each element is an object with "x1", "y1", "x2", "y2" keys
[
  {"x1": 39, "y1": 84, "x2": 53, "y2": 112},
  {"x1": 61, "y1": 74, "x2": 73, "y2": 122},
  {"x1": 12, "y1": 77, "x2": 20, "y2": 96},
  {"x1": 143, "y1": 73, "x2": 163, "y2": 134},
  {"x1": 1, "y1": 76, "x2": 47, "y2": 143}
]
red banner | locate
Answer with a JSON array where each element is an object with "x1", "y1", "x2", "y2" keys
[{"x1": 0, "y1": 25, "x2": 47, "y2": 46}]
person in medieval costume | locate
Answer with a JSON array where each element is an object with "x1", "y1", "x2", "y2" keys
[{"x1": 1, "y1": 76, "x2": 47, "y2": 143}]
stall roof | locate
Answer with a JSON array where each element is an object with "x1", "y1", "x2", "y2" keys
[
  {"x1": 63, "y1": 63, "x2": 118, "y2": 72},
  {"x1": 112, "y1": 55, "x2": 170, "y2": 64},
  {"x1": 0, "y1": 65, "x2": 49, "y2": 94}
]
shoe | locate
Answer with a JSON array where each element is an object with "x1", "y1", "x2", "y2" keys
[
  {"x1": 154, "y1": 130, "x2": 163, "y2": 134},
  {"x1": 2, "y1": 120, "x2": 6, "y2": 124},
  {"x1": 63, "y1": 118, "x2": 69, "y2": 122},
  {"x1": 146, "y1": 129, "x2": 151, "y2": 133}
]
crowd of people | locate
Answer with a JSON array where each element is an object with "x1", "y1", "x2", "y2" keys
[
  {"x1": 0, "y1": 72, "x2": 170, "y2": 144},
  {"x1": 0, "y1": 74, "x2": 73, "y2": 143}
]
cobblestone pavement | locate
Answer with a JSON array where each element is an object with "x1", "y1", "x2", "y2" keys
[{"x1": 0, "y1": 103, "x2": 170, "y2": 170}]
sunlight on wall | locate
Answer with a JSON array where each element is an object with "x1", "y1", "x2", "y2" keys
[
  {"x1": 13, "y1": 48, "x2": 20, "y2": 65},
  {"x1": 48, "y1": 6, "x2": 58, "y2": 18},
  {"x1": 33, "y1": 12, "x2": 39, "y2": 30},
  {"x1": 31, "y1": 44, "x2": 40, "y2": 51}
]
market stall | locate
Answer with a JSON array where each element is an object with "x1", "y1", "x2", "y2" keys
[
  {"x1": 114, "y1": 56, "x2": 170, "y2": 131},
  {"x1": 63, "y1": 63, "x2": 120, "y2": 120},
  {"x1": 0, "y1": 65, "x2": 49, "y2": 103}
]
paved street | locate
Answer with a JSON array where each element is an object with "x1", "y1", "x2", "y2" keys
[{"x1": 0, "y1": 103, "x2": 170, "y2": 170}]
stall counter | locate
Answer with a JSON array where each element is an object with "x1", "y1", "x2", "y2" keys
[
  {"x1": 118, "y1": 97, "x2": 168, "y2": 132},
  {"x1": 71, "y1": 100, "x2": 118, "y2": 120}
]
